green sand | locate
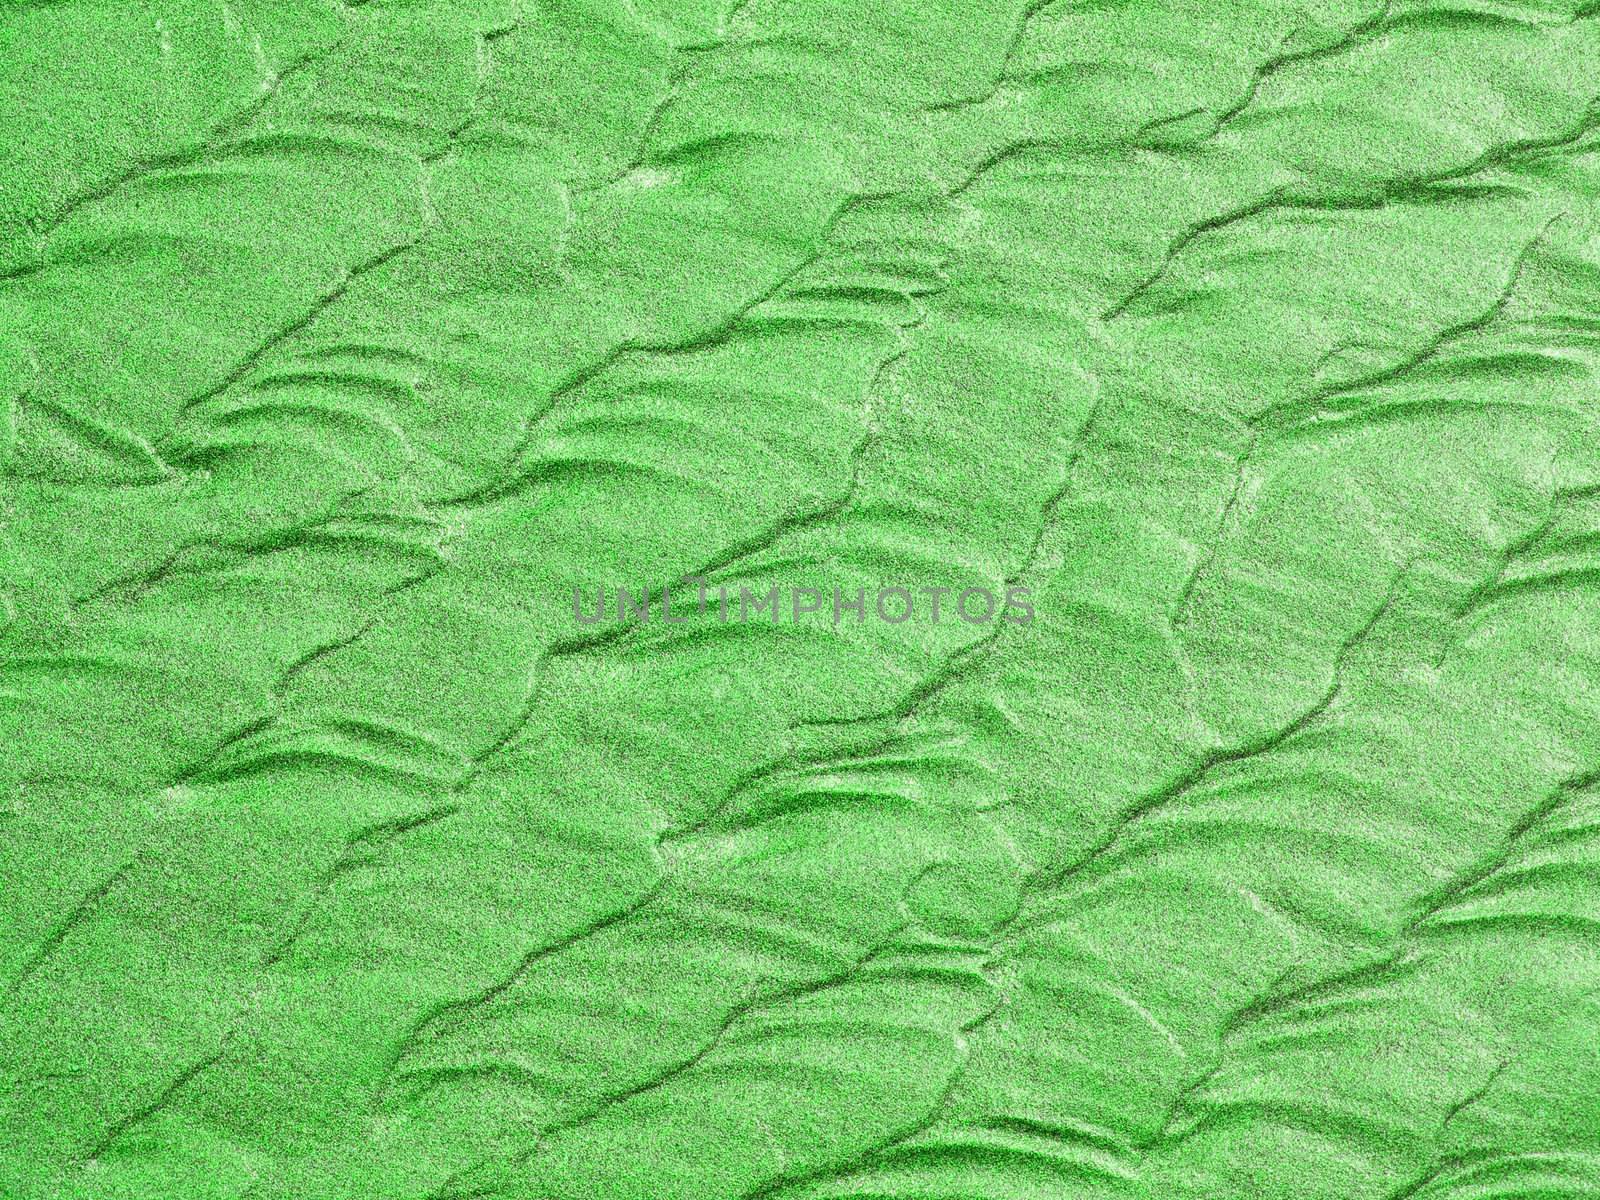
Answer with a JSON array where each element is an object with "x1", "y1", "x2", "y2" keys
[{"x1": 4, "y1": 0, "x2": 1600, "y2": 1196}]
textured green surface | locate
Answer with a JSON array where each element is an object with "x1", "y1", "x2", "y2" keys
[{"x1": 5, "y1": 0, "x2": 1600, "y2": 1197}]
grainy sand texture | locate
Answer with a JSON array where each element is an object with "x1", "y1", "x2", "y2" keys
[{"x1": 4, "y1": 1, "x2": 1600, "y2": 1197}]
